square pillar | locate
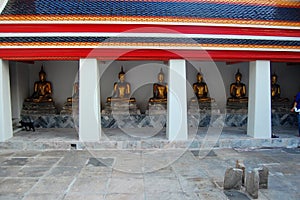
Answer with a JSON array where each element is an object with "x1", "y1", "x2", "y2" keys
[
  {"x1": 0, "y1": 59, "x2": 13, "y2": 141},
  {"x1": 247, "y1": 61, "x2": 271, "y2": 138},
  {"x1": 167, "y1": 59, "x2": 188, "y2": 140},
  {"x1": 79, "y1": 59, "x2": 101, "y2": 141}
]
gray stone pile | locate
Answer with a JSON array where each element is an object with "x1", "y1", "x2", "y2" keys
[{"x1": 223, "y1": 160, "x2": 269, "y2": 199}]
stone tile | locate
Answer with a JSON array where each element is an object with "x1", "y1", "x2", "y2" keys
[
  {"x1": 17, "y1": 166, "x2": 51, "y2": 178},
  {"x1": 39, "y1": 150, "x2": 67, "y2": 157},
  {"x1": 143, "y1": 166, "x2": 176, "y2": 178},
  {"x1": 107, "y1": 177, "x2": 144, "y2": 194},
  {"x1": 64, "y1": 193, "x2": 104, "y2": 200},
  {"x1": 196, "y1": 188, "x2": 228, "y2": 200},
  {"x1": 12, "y1": 151, "x2": 40, "y2": 157},
  {"x1": 57, "y1": 154, "x2": 88, "y2": 167},
  {"x1": 0, "y1": 151, "x2": 15, "y2": 157},
  {"x1": 105, "y1": 193, "x2": 144, "y2": 200},
  {"x1": 111, "y1": 170, "x2": 143, "y2": 178},
  {"x1": 172, "y1": 163, "x2": 208, "y2": 179},
  {"x1": 144, "y1": 176, "x2": 181, "y2": 193},
  {"x1": 146, "y1": 192, "x2": 185, "y2": 200},
  {"x1": 47, "y1": 166, "x2": 81, "y2": 177},
  {"x1": 1, "y1": 158, "x2": 30, "y2": 166},
  {"x1": 0, "y1": 166, "x2": 22, "y2": 177},
  {"x1": 86, "y1": 157, "x2": 115, "y2": 167},
  {"x1": 29, "y1": 177, "x2": 74, "y2": 194},
  {"x1": 260, "y1": 189, "x2": 299, "y2": 200},
  {"x1": 78, "y1": 166, "x2": 112, "y2": 178},
  {"x1": 69, "y1": 177, "x2": 108, "y2": 194},
  {"x1": 223, "y1": 190, "x2": 251, "y2": 200},
  {"x1": 22, "y1": 193, "x2": 62, "y2": 200},
  {"x1": 25, "y1": 157, "x2": 61, "y2": 166},
  {"x1": 0, "y1": 193, "x2": 24, "y2": 200},
  {"x1": 0, "y1": 178, "x2": 38, "y2": 194}
]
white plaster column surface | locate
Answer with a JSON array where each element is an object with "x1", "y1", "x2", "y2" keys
[
  {"x1": 247, "y1": 60, "x2": 272, "y2": 138},
  {"x1": 0, "y1": 59, "x2": 13, "y2": 141},
  {"x1": 79, "y1": 58, "x2": 101, "y2": 141},
  {"x1": 167, "y1": 59, "x2": 188, "y2": 141}
]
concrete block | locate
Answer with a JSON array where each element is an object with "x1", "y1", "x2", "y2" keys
[
  {"x1": 223, "y1": 167, "x2": 243, "y2": 190},
  {"x1": 255, "y1": 166, "x2": 269, "y2": 189},
  {"x1": 245, "y1": 170, "x2": 259, "y2": 199}
]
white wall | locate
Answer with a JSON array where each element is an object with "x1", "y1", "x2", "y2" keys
[{"x1": 9, "y1": 62, "x2": 30, "y2": 119}]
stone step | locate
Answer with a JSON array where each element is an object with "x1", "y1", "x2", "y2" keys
[{"x1": 1, "y1": 137, "x2": 299, "y2": 151}]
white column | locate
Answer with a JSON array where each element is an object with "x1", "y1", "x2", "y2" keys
[
  {"x1": 247, "y1": 61, "x2": 271, "y2": 138},
  {"x1": 0, "y1": 59, "x2": 13, "y2": 141},
  {"x1": 79, "y1": 59, "x2": 101, "y2": 141},
  {"x1": 167, "y1": 59, "x2": 188, "y2": 140}
]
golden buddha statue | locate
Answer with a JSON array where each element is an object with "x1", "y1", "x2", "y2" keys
[
  {"x1": 107, "y1": 67, "x2": 135, "y2": 103},
  {"x1": 26, "y1": 66, "x2": 53, "y2": 103},
  {"x1": 192, "y1": 71, "x2": 214, "y2": 102},
  {"x1": 67, "y1": 82, "x2": 79, "y2": 102},
  {"x1": 149, "y1": 68, "x2": 168, "y2": 103},
  {"x1": 271, "y1": 73, "x2": 289, "y2": 102},
  {"x1": 227, "y1": 69, "x2": 248, "y2": 102}
]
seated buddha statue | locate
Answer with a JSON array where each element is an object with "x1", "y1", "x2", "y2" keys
[
  {"x1": 107, "y1": 67, "x2": 135, "y2": 103},
  {"x1": 271, "y1": 73, "x2": 289, "y2": 102},
  {"x1": 67, "y1": 82, "x2": 79, "y2": 103},
  {"x1": 26, "y1": 66, "x2": 53, "y2": 103},
  {"x1": 149, "y1": 69, "x2": 168, "y2": 103},
  {"x1": 192, "y1": 71, "x2": 214, "y2": 102},
  {"x1": 227, "y1": 69, "x2": 248, "y2": 103}
]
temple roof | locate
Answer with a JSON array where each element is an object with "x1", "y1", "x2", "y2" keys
[
  {"x1": 1, "y1": 0, "x2": 300, "y2": 27},
  {"x1": 0, "y1": 0, "x2": 299, "y2": 61}
]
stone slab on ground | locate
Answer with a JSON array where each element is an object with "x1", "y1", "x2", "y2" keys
[
  {"x1": 223, "y1": 167, "x2": 243, "y2": 190},
  {"x1": 255, "y1": 166, "x2": 269, "y2": 189},
  {"x1": 245, "y1": 170, "x2": 260, "y2": 199}
]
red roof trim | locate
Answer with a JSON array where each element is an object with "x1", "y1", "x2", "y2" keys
[
  {"x1": 1, "y1": 24, "x2": 300, "y2": 37},
  {"x1": 1, "y1": 48, "x2": 300, "y2": 62}
]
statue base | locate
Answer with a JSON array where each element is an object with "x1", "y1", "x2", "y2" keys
[
  {"x1": 188, "y1": 100, "x2": 220, "y2": 115},
  {"x1": 146, "y1": 102, "x2": 167, "y2": 115},
  {"x1": 21, "y1": 101, "x2": 57, "y2": 115},
  {"x1": 271, "y1": 101, "x2": 291, "y2": 113},
  {"x1": 227, "y1": 101, "x2": 248, "y2": 108},
  {"x1": 60, "y1": 101, "x2": 79, "y2": 115},
  {"x1": 101, "y1": 101, "x2": 140, "y2": 115}
]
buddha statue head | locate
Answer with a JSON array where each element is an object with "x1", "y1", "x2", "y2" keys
[
  {"x1": 39, "y1": 66, "x2": 47, "y2": 82},
  {"x1": 235, "y1": 69, "x2": 242, "y2": 83},
  {"x1": 271, "y1": 73, "x2": 278, "y2": 85},
  {"x1": 196, "y1": 71, "x2": 203, "y2": 83},
  {"x1": 157, "y1": 68, "x2": 165, "y2": 83},
  {"x1": 118, "y1": 66, "x2": 126, "y2": 82}
]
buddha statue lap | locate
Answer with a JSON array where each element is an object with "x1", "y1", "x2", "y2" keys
[
  {"x1": 61, "y1": 82, "x2": 79, "y2": 115},
  {"x1": 149, "y1": 69, "x2": 168, "y2": 104},
  {"x1": 107, "y1": 67, "x2": 136, "y2": 104},
  {"x1": 271, "y1": 73, "x2": 289, "y2": 103},
  {"x1": 67, "y1": 82, "x2": 79, "y2": 103},
  {"x1": 227, "y1": 69, "x2": 248, "y2": 103},
  {"x1": 26, "y1": 66, "x2": 53, "y2": 103},
  {"x1": 192, "y1": 71, "x2": 214, "y2": 103}
]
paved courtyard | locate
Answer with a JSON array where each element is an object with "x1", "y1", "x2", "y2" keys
[{"x1": 0, "y1": 147, "x2": 299, "y2": 200}]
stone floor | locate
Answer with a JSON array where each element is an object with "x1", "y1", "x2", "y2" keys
[{"x1": 0, "y1": 147, "x2": 299, "y2": 200}]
